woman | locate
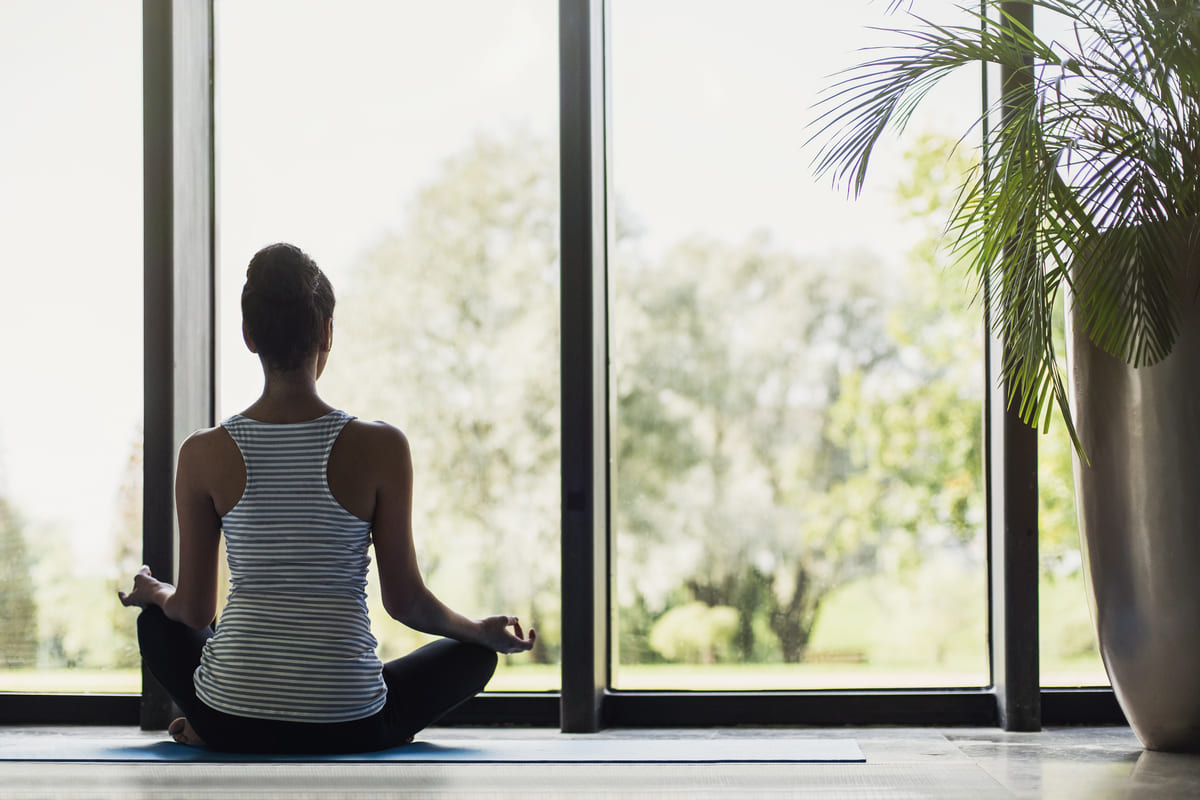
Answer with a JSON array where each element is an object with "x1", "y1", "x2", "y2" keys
[{"x1": 119, "y1": 242, "x2": 534, "y2": 753}]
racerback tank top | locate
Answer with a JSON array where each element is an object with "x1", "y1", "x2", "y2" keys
[{"x1": 193, "y1": 410, "x2": 387, "y2": 723}]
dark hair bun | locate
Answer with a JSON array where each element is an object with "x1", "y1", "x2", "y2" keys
[{"x1": 241, "y1": 243, "x2": 335, "y2": 371}]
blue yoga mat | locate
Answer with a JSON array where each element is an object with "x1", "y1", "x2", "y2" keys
[{"x1": 1, "y1": 734, "x2": 864, "y2": 763}]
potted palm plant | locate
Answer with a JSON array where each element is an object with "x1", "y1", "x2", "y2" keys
[{"x1": 810, "y1": 0, "x2": 1200, "y2": 751}]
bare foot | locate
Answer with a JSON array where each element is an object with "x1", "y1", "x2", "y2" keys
[{"x1": 168, "y1": 716, "x2": 205, "y2": 747}]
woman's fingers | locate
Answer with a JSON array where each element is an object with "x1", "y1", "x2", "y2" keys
[
  {"x1": 482, "y1": 614, "x2": 537, "y2": 653},
  {"x1": 118, "y1": 566, "x2": 158, "y2": 607},
  {"x1": 510, "y1": 618, "x2": 536, "y2": 650},
  {"x1": 510, "y1": 621, "x2": 535, "y2": 652},
  {"x1": 118, "y1": 585, "x2": 144, "y2": 607}
]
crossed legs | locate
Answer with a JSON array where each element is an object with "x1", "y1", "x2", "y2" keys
[
  {"x1": 136, "y1": 605, "x2": 212, "y2": 745},
  {"x1": 135, "y1": 606, "x2": 497, "y2": 752},
  {"x1": 378, "y1": 638, "x2": 498, "y2": 743}
]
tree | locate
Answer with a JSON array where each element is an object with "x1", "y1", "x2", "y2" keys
[
  {"x1": 613, "y1": 132, "x2": 987, "y2": 664},
  {"x1": 613, "y1": 232, "x2": 897, "y2": 663},
  {"x1": 320, "y1": 127, "x2": 988, "y2": 671},
  {"x1": 649, "y1": 602, "x2": 739, "y2": 664},
  {"x1": 326, "y1": 131, "x2": 561, "y2": 664},
  {"x1": 0, "y1": 498, "x2": 37, "y2": 668},
  {"x1": 107, "y1": 430, "x2": 143, "y2": 668},
  {"x1": 25, "y1": 430, "x2": 143, "y2": 671}
]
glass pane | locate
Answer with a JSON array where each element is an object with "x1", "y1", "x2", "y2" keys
[
  {"x1": 1036, "y1": 289, "x2": 1107, "y2": 688},
  {"x1": 0, "y1": 1, "x2": 143, "y2": 693},
  {"x1": 610, "y1": 0, "x2": 988, "y2": 689},
  {"x1": 215, "y1": 0, "x2": 560, "y2": 691},
  {"x1": 1039, "y1": 402, "x2": 1107, "y2": 687},
  {"x1": 1032, "y1": 2, "x2": 1108, "y2": 689}
]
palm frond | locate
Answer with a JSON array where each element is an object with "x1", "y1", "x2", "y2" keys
[{"x1": 809, "y1": 0, "x2": 1200, "y2": 454}]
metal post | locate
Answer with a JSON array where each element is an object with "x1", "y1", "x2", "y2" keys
[
  {"x1": 987, "y1": 0, "x2": 1040, "y2": 732},
  {"x1": 141, "y1": 0, "x2": 215, "y2": 730},
  {"x1": 558, "y1": 0, "x2": 610, "y2": 733}
]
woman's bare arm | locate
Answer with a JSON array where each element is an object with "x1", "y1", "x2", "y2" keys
[
  {"x1": 118, "y1": 431, "x2": 221, "y2": 629},
  {"x1": 370, "y1": 423, "x2": 534, "y2": 654}
]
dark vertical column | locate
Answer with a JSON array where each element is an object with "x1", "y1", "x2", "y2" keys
[
  {"x1": 141, "y1": 0, "x2": 215, "y2": 731},
  {"x1": 987, "y1": 0, "x2": 1040, "y2": 732},
  {"x1": 558, "y1": 0, "x2": 610, "y2": 733}
]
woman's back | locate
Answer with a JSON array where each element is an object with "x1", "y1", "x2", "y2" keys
[
  {"x1": 193, "y1": 410, "x2": 388, "y2": 723},
  {"x1": 120, "y1": 242, "x2": 532, "y2": 752}
]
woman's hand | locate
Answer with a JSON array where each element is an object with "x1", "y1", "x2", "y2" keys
[
  {"x1": 117, "y1": 565, "x2": 174, "y2": 609},
  {"x1": 476, "y1": 615, "x2": 537, "y2": 654}
]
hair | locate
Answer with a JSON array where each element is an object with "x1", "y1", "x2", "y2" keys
[{"x1": 241, "y1": 243, "x2": 335, "y2": 371}]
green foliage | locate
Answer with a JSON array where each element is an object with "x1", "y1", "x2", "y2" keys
[
  {"x1": 327, "y1": 131, "x2": 561, "y2": 660},
  {"x1": 318, "y1": 126, "x2": 991, "y2": 673},
  {"x1": 613, "y1": 232, "x2": 899, "y2": 662},
  {"x1": 614, "y1": 130, "x2": 987, "y2": 666},
  {"x1": 811, "y1": 0, "x2": 1200, "y2": 451},
  {"x1": 807, "y1": 556, "x2": 986, "y2": 668},
  {"x1": 31, "y1": 523, "x2": 137, "y2": 671},
  {"x1": 649, "y1": 602, "x2": 740, "y2": 664},
  {"x1": 0, "y1": 499, "x2": 37, "y2": 668},
  {"x1": 13, "y1": 430, "x2": 143, "y2": 672},
  {"x1": 108, "y1": 433, "x2": 143, "y2": 668},
  {"x1": 1038, "y1": 297, "x2": 1083, "y2": 569},
  {"x1": 1039, "y1": 572, "x2": 1101, "y2": 663},
  {"x1": 615, "y1": 593, "x2": 661, "y2": 665}
]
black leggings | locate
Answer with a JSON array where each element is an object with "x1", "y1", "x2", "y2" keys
[{"x1": 137, "y1": 605, "x2": 497, "y2": 753}]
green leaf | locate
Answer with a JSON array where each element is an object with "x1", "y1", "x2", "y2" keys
[{"x1": 808, "y1": 0, "x2": 1200, "y2": 457}]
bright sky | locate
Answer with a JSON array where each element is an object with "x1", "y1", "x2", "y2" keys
[
  {"x1": 0, "y1": 0, "x2": 983, "y2": 570},
  {"x1": 0, "y1": 1, "x2": 142, "y2": 565}
]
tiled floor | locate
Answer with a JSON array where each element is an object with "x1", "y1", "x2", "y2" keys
[{"x1": 3, "y1": 725, "x2": 1199, "y2": 798}]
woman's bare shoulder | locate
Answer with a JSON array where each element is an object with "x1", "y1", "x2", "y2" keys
[
  {"x1": 345, "y1": 418, "x2": 405, "y2": 436},
  {"x1": 176, "y1": 427, "x2": 243, "y2": 507},
  {"x1": 328, "y1": 420, "x2": 412, "y2": 515},
  {"x1": 180, "y1": 425, "x2": 237, "y2": 460},
  {"x1": 339, "y1": 419, "x2": 411, "y2": 462}
]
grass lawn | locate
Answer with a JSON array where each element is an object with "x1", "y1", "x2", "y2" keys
[{"x1": 0, "y1": 669, "x2": 142, "y2": 694}]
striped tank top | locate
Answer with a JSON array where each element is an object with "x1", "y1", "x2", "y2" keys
[{"x1": 193, "y1": 410, "x2": 387, "y2": 723}]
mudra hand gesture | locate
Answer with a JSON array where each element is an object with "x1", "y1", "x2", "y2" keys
[{"x1": 477, "y1": 615, "x2": 536, "y2": 655}]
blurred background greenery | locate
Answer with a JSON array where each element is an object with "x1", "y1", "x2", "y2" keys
[
  {"x1": 0, "y1": 0, "x2": 1105, "y2": 697},
  {"x1": 0, "y1": 132, "x2": 1104, "y2": 694}
]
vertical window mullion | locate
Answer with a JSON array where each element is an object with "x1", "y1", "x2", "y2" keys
[
  {"x1": 987, "y1": 0, "x2": 1040, "y2": 731},
  {"x1": 141, "y1": 0, "x2": 215, "y2": 731},
  {"x1": 558, "y1": 0, "x2": 610, "y2": 733}
]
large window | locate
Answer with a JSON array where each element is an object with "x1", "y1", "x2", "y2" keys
[
  {"x1": 0, "y1": 0, "x2": 143, "y2": 693},
  {"x1": 610, "y1": 0, "x2": 988, "y2": 690},
  {"x1": 214, "y1": 0, "x2": 561, "y2": 691},
  {"x1": 2, "y1": 0, "x2": 1121, "y2": 729}
]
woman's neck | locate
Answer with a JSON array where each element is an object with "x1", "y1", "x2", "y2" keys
[{"x1": 242, "y1": 367, "x2": 334, "y2": 423}]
